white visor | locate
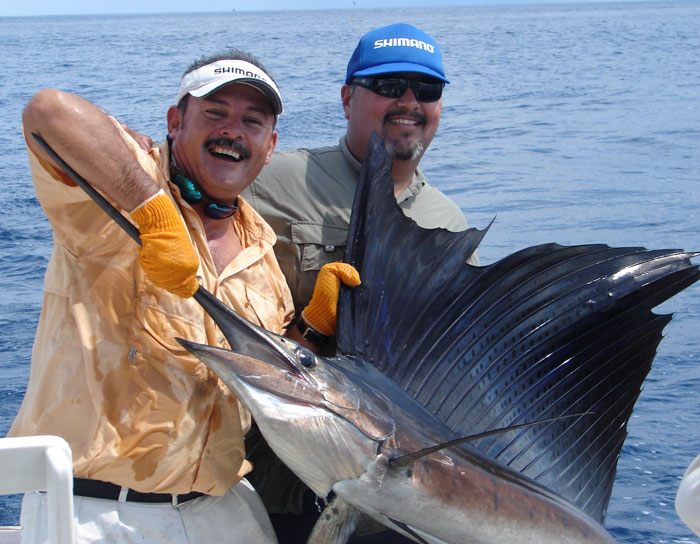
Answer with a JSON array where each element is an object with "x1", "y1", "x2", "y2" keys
[{"x1": 176, "y1": 59, "x2": 283, "y2": 115}]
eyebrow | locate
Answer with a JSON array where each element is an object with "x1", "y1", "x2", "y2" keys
[{"x1": 202, "y1": 96, "x2": 272, "y2": 118}]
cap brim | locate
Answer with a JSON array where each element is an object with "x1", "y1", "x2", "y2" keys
[
  {"x1": 351, "y1": 62, "x2": 449, "y2": 84},
  {"x1": 190, "y1": 78, "x2": 283, "y2": 115}
]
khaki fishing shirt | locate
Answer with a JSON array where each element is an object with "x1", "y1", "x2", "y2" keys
[
  {"x1": 9, "y1": 124, "x2": 294, "y2": 496},
  {"x1": 243, "y1": 136, "x2": 477, "y2": 312}
]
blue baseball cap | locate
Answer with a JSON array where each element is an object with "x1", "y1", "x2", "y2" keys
[{"x1": 345, "y1": 23, "x2": 449, "y2": 84}]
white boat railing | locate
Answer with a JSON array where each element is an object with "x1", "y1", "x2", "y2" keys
[{"x1": 0, "y1": 435, "x2": 76, "y2": 544}]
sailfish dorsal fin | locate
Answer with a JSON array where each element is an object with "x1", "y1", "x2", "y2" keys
[{"x1": 338, "y1": 131, "x2": 699, "y2": 523}]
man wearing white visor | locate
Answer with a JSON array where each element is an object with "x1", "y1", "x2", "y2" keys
[{"x1": 10, "y1": 49, "x2": 352, "y2": 543}]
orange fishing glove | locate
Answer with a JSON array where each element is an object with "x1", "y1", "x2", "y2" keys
[
  {"x1": 130, "y1": 190, "x2": 199, "y2": 298},
  {"x1": 302, "y1": 262, "x2": 361, "y2": 336}
]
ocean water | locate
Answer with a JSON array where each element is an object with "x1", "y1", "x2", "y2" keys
[{"x1": 0, "y1": 2, "x2": 699, "y2": 541}]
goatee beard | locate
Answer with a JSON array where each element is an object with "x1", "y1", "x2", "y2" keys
[
  {"x1": 384, "y1": 138, "x2": 424, "y2": 161},
  {"x1": 382, "y1": 109, "x2": 426, "y2": 161}
]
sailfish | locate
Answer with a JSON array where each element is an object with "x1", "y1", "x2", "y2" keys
[{"x1": 176, "y1": 133, "x2": 699, "y2": 543}]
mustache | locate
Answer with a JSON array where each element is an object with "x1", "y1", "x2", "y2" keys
[
  {"x1": 205, "y1": 138, "x2": 250, "y2": 159},
  {"x1": 383, "y1": 110, "x2": 426, "y2": 125}
]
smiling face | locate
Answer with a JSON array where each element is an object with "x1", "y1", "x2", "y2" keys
[
  {"x1": 167, "y1": 82, "x2": 277, "y2": 204},
  {"x1": 342, "y1": 72, "x2": 442, "y2": 167}
]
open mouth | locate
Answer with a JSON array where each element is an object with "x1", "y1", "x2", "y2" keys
[
  {"x1": 209, "y1": 145, "x2": 245, "y2": 162},
  {"x1": 385, "y1": 111, "x2": 425, "y2": 128},
  {"x1": 389, "y1": 118, "x2": 419, "y2": 126}
]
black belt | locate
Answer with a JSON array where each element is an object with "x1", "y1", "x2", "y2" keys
[{"x1": 73, "y1": 477, "x2": 204, "y2": 505}]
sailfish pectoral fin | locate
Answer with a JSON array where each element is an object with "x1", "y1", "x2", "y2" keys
[
  {"x1": 307, "y1": 495, "x2": 363, "y2": 544},
  {"x1": 389, "y1": 413, "x2": 594, "y2": 468},
  {"x1": 308, "y1": 494, "x2": 430, "y2": 544}
]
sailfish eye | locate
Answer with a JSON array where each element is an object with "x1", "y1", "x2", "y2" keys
[{"x1": 295, "y1": 347, "x2": 317, "y2": 368}]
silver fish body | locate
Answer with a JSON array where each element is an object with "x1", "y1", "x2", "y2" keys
[{"x1": 182, "y1": 340, "x2": 615, "y2": 544}]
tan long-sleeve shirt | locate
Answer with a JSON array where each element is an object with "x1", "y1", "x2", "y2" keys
[{"x1": 9, "y1": 125, "x2": 294, "y2": 496}]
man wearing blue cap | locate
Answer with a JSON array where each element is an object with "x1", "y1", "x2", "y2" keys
[
  {"x1": 244, "y1": 23, "x2": 477, "y2": 323},
  {"x1": 243, "y1": 23, "x2": 475, "y2": 543}
]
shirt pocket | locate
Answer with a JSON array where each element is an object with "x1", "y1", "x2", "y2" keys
[
  {"x1": 134, "y1": 300, "x2": 208, "y2": 375},
  {"x1": 243, "y1": 283, "x2": 287, "y2": 334},
  {"x1": 288, "y1": 221, "x2": 349, "y2": 312},
  {"x1": 291, "y1": 221, "x2": 347, "y2": 273}
]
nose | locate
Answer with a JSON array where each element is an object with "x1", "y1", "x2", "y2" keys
[
  {"x1": 220, "y1": 116, "x2": 244, "y2": 139},
  {"x1": 396, "y1": 86, "x2": 420, "y2": 108}
]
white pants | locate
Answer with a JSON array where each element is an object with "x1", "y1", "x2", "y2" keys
[{"x1": 20, "y1": 478, "x2": 278, "y2": 543}]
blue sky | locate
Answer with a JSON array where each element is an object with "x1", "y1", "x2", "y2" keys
[{"x1": 2, "y1": 0, "x2": 634, "y2": 17}]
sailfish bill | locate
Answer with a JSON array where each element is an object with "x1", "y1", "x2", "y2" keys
[{"x1": 180, "y1": 132, "x2": 699, "y2": 543}]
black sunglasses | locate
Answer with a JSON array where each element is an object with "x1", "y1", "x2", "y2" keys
[{"x1": 352, "y1": 76, "x2": 444, "y2": 103}]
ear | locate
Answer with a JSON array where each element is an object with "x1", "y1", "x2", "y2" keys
[
  {"x1": 167, "y1": 105, "x2": 183, "y2": 139},
  {"x1": 341, "y1": 85, "x2": 352, "y2": 120},
  {"x1": 264, "y1": 131, "x2": 278, "y2": 165}
]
